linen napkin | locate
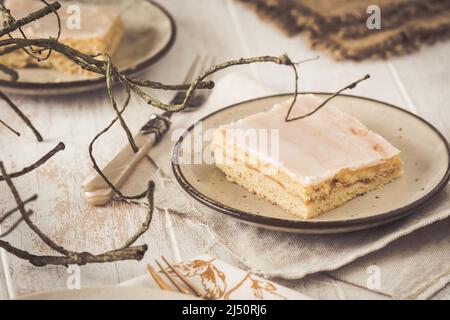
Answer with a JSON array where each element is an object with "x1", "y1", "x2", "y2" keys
[
  {"x1": 120, "y1": 255, "x2": 310, "y2": 300},
  {"x1": 121, "y1": 72, "x2": 450, "y2": 299},
  {"x1": 330, "y1": 218, "x2": 450, "y2": 300}
]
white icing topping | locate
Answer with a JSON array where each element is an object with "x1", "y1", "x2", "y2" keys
[{"x1": 219, "y1": 94, "x2": 401, "y2": 186}]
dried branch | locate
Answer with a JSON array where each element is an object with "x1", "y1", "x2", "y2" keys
[
  {"x1": 104, "y1": 54, "x2": 138, "y2": 152},
  {"x1": 0, "y1": 194, "x2": 37, "y2": 224},
  {"x1": 0, "y1": 118, "x2": 20, "y2": 136},
  {"x1": 0, "y1": 91, "x2": 43, "y2": 141},
  {"x1": 126, "y1": 77, "x2": 215, "y2": 90},
  {"x1": 120, "y1": 181, "x2": 155, "y2": 249},
  {"x1": 0, "y1": 1, "x2": 61, "y2": 37},
  {"x1": 126, "y1": 54, "x2": 297, "y2": 112},
  {"x1": 0, "y1": 1, "x2": 56, "y2": 61},
  {"x1": 88, "y1": 77, "x2": 149, "y2": 201},
  {"x1": 0, "y1": 142, "x2": 65, "y2": 181},
  {"x1": 0, "y1": 0, "x2": 329, "y2": 269},
  {"x1": 0, "y1": 239, "x2": 147, "y2": 267},
  {"x1": 0, "y1": 0, "x2": 188, "y2": 267},
  {"x1": 0, "y1": 210, "x2": 34, "y2": 238},
  {"x1": 31, "y1": 0, "x2": 62, "y2": 62},
  {"x1": 0, "y1": 162, "x2": 152, "y2": 266},
  {"x1": 285, "y1": 74, "x2": 371, "y2": 122},
  {"x1": 0, "y1": 161, "x2": 70, "y2": 255},
  {"x1": 91, "y1": 53, "x2": 309, "y2": 200},
  {"x1": 0, "y1": 37, "x2": 215, "y2": 90},
  {"x1": 0, "y1": 63, "x2": 19, "y2": 81}
]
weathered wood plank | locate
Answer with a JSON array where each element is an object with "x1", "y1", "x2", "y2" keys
[{"x1": 387, "y1": 41, "x2": 450, "y2": 139}]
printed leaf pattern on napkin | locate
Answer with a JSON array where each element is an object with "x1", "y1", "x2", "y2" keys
[
  {"x1": 224, "y1": 274, "x2": 286, "y2": 300},
  {"x1": 167, "y1": 257, "x2": 287, "y2": 300},
  {"x1": 170, "y1": 258, "x2": 227, "y2": 299}
]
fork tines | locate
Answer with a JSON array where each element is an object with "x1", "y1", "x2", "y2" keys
[{"x1": 147, "y1": 256, "x2": 204, "y2": 299}]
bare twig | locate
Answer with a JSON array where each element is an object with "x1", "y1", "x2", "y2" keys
[
  {"x1": 0, "y1": 0, "x2": 170, "y2": 267},
  {"x1": 120, "y1": 181, "x2": 155, "y2": 249},
  {"x1": 285, "y1": 74, "x2": 371, "y2": 122},
  {"x1": 0, "y1": 194, "x2": 37, "y2": 224},
  {"x1": 87, "y1": 53, "x2": 304, "y2": 200},
  {"x1": 0, "y1": 91, "x2": 43, "y2": 141},
  {"x1": 32, "y1": 0, "x2": 62, "y2": 62},
  {"x1": 0, "y1": 161, "x2": 70, "y2": 255},
  {"x1": 0, "y1": 142, "x2": 65, "y2": 181},
  {"x1": 0, "y1": 162, "x2": 153, "y2": 266},
  {"x1": 127, "y1": 54, "x2": 297, "y2": 112},
  {"x1": 126, "y1": 77, "x2": 215, "y2": 90},
  {"x1": 0, "y1": 239, "x2": 148, "y2": 267},
  {"x1": 1, "y1": 0, "x2": 61, "y2": 64},
  {"x1": 0, "y1": 0, "x2": 327, "y2": 269},
  {"x1": 104, "y1": 54, "x2": 138, "y2": 152},
  {"x1": 0, "y1": 1, "x2": 61, "y2": 37},
  {"x1": 0, "y1": 118, "x2": 20, "y2": 136},
  {"x1": 0, "y1": 38, "x2": 215, "y2": 90},
  {"x1": 0, "y1": 210, "x2": 34, "y2": 238},
  {"x1": 0, "y1": 63, "x2": 19, "y2": 81},
  {"x1": 88, "y1": 78, "x2": 148, "y2": 200}
]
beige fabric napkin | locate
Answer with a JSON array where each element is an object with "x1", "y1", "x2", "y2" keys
[
  {"x1": 121, "y1": 72, "x2": 450, "y2": 299},
  {"x1": 121, "y1": 254, "x2": 310, "y2": 300}
]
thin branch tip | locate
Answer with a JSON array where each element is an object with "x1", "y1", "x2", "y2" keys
[
  {"x1": 293, "y1": 55, "x2": 320, "y2": 65},
  {"x1": 285, "y1": 73, "x2": 372, "y2": 122}
]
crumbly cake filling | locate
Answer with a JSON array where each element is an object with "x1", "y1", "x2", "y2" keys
[{"x1": 215, "y1": 154, "x2": 402, "y2": 219}]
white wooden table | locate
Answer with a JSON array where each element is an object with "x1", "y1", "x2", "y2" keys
[{"x1": 1, "y1": 0, "x2": 449, "y2": 299}]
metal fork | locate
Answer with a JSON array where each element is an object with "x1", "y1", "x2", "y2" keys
[
  {"x1": 139, "y1": 55, "x2": 215, "y2": 136},
  {"x1": 147, "y1": 256, "x2": 204, "y2": 298},
  {"x1": 83, "y1": 55, "x2": 216, "y2": 206}
]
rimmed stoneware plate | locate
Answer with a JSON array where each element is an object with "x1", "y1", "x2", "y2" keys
[
  {"x1": 18, "y1": 286, "x2": 196, "y2": 300},
  {"x1": 0, "y1": 0, "x2": 176, "y2": 95},
  {"x1": 172, "y1": 93, "x2": 450, "y2": 234}
]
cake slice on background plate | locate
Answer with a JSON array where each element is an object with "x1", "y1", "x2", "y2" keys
[
  {"x1": 211, "y1": 94, "x2": 404, "y2": 219},
  {"x1": 0, "y1": 0, "x2": 124, "y2": 75}
]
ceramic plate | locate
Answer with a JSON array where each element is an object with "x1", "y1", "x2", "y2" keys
[
  {"x1": 18, "y1": 286, "x2": 195, "y2": 300},
  {"x1": 172, "y1": 93, "x2": 450, "y2": 234},
  {"x1": 0, "y1": 0, "x2": 176, "y2": 95}
]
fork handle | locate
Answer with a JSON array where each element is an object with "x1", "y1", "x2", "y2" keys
[
  {"x1": 83, "y1": 133, "x2": 157, "y2": 206},
  {"x1": 83, "y1": 113, "x2": 171, "y2": 206}
]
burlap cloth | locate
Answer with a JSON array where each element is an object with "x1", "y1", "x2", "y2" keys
[
  {"x1": 121, "y1": 73, "x2": 450, "y2": 299},
  {"x1": 237, "y1": 0, "x2": 450, "y2": 60}
]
